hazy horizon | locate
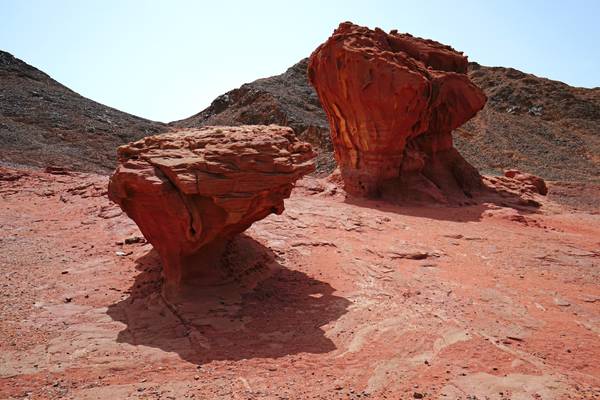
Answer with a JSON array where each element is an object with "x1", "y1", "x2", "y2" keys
[{"x1": 3, "y1": 0, "x2": 599, "y2": 122}]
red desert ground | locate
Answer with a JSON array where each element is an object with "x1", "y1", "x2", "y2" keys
[{"x1": 1, "y1": 22, "x2": 600, "y2": 399}]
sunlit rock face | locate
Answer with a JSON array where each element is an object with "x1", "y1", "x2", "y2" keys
[
  {"x1": 108, "y1": 125, "x2": 315, "y2": 293},
  {"x1": 308, "y1": 22, "x2": 487, "y2": 202}
]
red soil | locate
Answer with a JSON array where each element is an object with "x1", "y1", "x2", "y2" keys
[{"x1": 1, "y1": 167, "x2": 599, "y2": 399}]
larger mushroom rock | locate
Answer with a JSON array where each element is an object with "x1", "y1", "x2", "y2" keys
[
  {"x1": 308, "y1": 22, "x2": 487, "y2": 201},
  {"x1": 108, "y1": 125, "x2": 315, "y2": 292}
]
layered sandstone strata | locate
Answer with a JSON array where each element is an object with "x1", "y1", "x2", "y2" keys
[
  {"x1": 108, "y1": 125, "x2": 314, "y2": 292},
  {"x1": 308, "y1": 22, "x2": 487, "y2": 201}
]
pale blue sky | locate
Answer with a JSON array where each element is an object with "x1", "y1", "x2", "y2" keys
[{"x1": 2, "y1": 0, "x2": 599, "y2": 122}]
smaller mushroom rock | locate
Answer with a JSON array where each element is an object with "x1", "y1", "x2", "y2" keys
[
  {"x1": 308, "y1": 22, "x2": 487, "y2": 202},
  {"x1": 108, "y1": 125, "x2": 315, "y2": 293}
]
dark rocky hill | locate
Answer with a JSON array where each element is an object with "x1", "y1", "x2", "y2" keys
[
  {"x1": 175, "y1": 59, "x2": 600, "y2": 182},
  {"x1": 0, "y1": 51, "x2": 167, "y2": 173},
  {"x1": 459, "y1": 63, "x2": 600, "y2": 182}
]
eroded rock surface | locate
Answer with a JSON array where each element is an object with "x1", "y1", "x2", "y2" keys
[
  {"x1": 481, "y1": 170, "x2": 548, "y2": 208},
  {"x1": 503, "y1": 169, "x2": 548, "y2": 195},
  {"x1": 108, "y1": 125, "x2": 314, "y2": 292},
  {"x1": 308, "y1": 22, "x2": 487, "y2": 202}
]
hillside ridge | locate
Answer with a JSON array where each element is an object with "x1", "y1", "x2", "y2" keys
[{"x1": 0, "y1": 50, "x2": 168, "y2": 173}]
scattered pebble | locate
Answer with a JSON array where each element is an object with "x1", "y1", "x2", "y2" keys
[
  {"x1": 554, "y1": 297, "x2": 571, "y2": 307},
  {"x1": 125, "y1": 236, "x2": 145, "y2": 245}
]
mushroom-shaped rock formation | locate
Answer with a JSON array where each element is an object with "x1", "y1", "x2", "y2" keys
[
  {"x1": 308, "y1": 22, "x2": 487, "y2": 202},
  {"x1": 108, "y1": 125, "x2": 315, "y2": 293}
]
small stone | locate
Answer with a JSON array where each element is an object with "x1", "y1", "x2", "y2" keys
[
  {"x1": 554, "y1": 297, "x2": 571, "y2": 307},
  {"x1": 194, "y1": 375, "x2": 200, "y2": 380},
  {"x1": 413, "y1": 392, "x2": 424, "y2": 399},
  {"x1": 124, "y1": 236, "x2": 145, "y2": 245},
  {"x1": 582, "y1": 295, "x2": 600, "y2": 303}
]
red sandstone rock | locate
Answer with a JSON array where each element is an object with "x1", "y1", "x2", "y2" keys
[
  {"x1": 482, "y1": 171, "x2": 548, "y2": 208},
  {"x1": 308, "y1": 22, "x2": 487, "y2": 202},
  {"x1": 0, "y1": 166, "x2": 27, "y2": 181},
  {"x1": 108, "y1": 125, "x2": 315, "y2": 293},
  {"x1": 504, "y1": 169, "x2": 548, "y2": 195}
]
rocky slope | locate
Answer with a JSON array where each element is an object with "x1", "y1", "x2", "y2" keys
[
  {"x1": 175, "y1": 59, "x2": 600, "y2": 183},
  {"x1": 0, "y1": 51, "x2": 167, "y2": 173},
  {"x1": 459, "y1": 63, "x2": 600, "y2": 182}
]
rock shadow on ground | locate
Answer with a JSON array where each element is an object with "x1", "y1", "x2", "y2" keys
[
  {"x1": 342, "y1": 182, "x2": 543, "y2": 223},
  {"x1": 107, "y1": 234, "x2": 350, "y2": 365}
]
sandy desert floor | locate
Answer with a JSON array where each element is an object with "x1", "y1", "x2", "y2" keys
[{"x1": 1, "y1": 168, "x2": 599, "y2": 399}]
